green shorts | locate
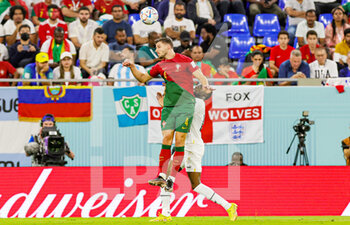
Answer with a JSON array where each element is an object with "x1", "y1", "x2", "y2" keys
[{"x1": 161, "y1": 106, "x2": 194, "y2": 133}]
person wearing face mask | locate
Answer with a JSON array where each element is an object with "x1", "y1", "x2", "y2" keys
[
  {"x1": 164, "y1": 1, "x2": 195, "y2": 48},
  {"x1": 9, "y1": 24, "x2": 39, "y2": 70},
  {"x1": 38, "y1": 4, "x2": 68, "y2": 47}
]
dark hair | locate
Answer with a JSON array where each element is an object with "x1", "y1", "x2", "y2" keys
[
  {"x1": 41, "y1": 114, "x2": 56, "y2": 127},
  {"x1": 305, "y1": 9, "x2": 316, "y2": 16},
  {"x1": 331, "y1": 7, "x2": 346, "y2": 39},
  {"x1": 148, "y1": 31, "x2": 158, "y2": 39},
  {"x1": 251, "y1": 50, "x2": 264, "y2": 73},
  {"x1": 47, "y1": 4, "x2": 59, "y2": 12},
  {"x1": 306, "y1": 30, "x2": 318, "y2": 38},
  {"x1": 10, "y1": 5, "x2": 26, "y2": 20},
  {"x1": 174, "y1": 1, "x2": 186, "y2": 8},
  {"x1": 19, "y1": 24, "x2": 30, "y2": 32},
  {"x1": 54, "y1": 26, "x2": 65, "y2": 34},
  {"x1": 194, "y1": 84, "x2": 212, "y2": 100},
  {"x1": 278, "y1": 30, "x2": 289, "y2": 39},
  {"x1": 78, "y1": 6, "x2": 90, "y2": 13},
  {"x1": 115, "y1": 28, "x2": 125, "y2": 34},
  {"x1": 155, "y1": 37, "x2": 173, "y2": 48},
  {"x1": 94, "y1": 27, "x2": 105, "y2": 35},
  {"x1": 344, "y1": 28, "x2": 350, "y2": 36},
  {"x1": 112, "y1": 4, "x2": 123, "y2": 11},
  {"x1": 201, "y1": 23, "x2": 217, "y2": 37}
]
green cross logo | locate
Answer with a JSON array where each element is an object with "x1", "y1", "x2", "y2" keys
[{"x1": 120, "y1": 94, "x2": 142, "y2": 119}]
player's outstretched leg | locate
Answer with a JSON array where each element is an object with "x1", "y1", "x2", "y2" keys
[
  {"x1": 188, "y1": 172, "x2": 238, "y2": 221},
  {"x1": 150, "y1": 187, "x2": 172, "y2": 222}
]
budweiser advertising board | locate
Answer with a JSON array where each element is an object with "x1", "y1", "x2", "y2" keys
[{"x1": 0, "y1": 166, "x2": 349, "y2": 218}]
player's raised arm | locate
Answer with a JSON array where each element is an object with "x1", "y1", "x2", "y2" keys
[
  {"x1": 192, "y1": 68, "x2": 209, "y2": 88},
  {"x1": 123, "y1": 59, "x2": 153, "y2": 83}
]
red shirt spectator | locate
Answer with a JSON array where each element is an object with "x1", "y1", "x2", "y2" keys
[
  {"x1": 32, "y1": 0, "x2": 63, "y2": 26},
  {"x1": 269, "y1": 45, "x2": 295, "y2": 68},
  {"x1": 94, "y1": 0, "x2": 128, "y2": 15},
  {"x1": 0, "y1": 61, "x2": 17, "y2": 86},
  {"x1": 213, "y1": 71, "x2": 239, "y2": 85},
  {"x1": 61, "y1": 0, "x2": 92, "y2": 23},
  {"x1": 300, "y1": 44, "x2": 319, "y2": 64}
]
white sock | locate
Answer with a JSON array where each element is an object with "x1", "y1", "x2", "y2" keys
[
  {"x1": 194, "y1": 183, "x2": 231, "y2": 210},
  {"x1": 168, "y1": 176, "x2": 175, "y2": 182},
  {"x1": 160, "y1": 187, "x2": 171, "y2": 216}
]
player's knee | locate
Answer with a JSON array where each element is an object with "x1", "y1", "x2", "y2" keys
[{"x1": 191, "y1": 180, "x2": 201, "y2": 190}]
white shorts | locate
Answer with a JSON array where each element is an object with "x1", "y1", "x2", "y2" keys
[{"x1": 182, "y1": 143, "x2": 205, "y2": 173}]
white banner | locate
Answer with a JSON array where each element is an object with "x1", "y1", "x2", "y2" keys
[
  {"x1": 147, "y1": 85, "x2": 264, "y2": 144},
  {"x1": 326, "y1": 78, "x2": 350, "y2": 86}
]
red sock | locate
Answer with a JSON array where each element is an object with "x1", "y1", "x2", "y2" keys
[
  {"x1": 158, "y1": 145, "x2": 171, "y2": 175},
  {"x1": 170, "y1": 146, "x2": 185, "y2": 177}
]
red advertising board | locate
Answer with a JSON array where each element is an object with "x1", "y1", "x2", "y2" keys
[{"x1": 0, "y1": 166, "x2": 349, "y2": 218}]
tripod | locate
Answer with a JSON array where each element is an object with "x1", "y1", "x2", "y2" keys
[{"x1": 286, "y1": 132, "x2": 309, "y2": 166}]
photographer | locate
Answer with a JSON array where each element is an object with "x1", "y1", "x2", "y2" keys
[
  {"x1": 9, "y1": 24, "x2": 39, "y2": 70},
  {"x1": 24, "y1": 114, "x2": 75, "y2": 167}
]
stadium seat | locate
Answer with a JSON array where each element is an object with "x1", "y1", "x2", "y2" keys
[
  {"x1": 293, "y1": 37, "x2": 298, "y2": 48},
  {"x1": 148, "y1": 81, "x2": 164, "y2": 85},
  {"x1": 128, "y1": 14, "x2": 140, "y2": 26},
  {"x1": 319, "y1": 13, "x2": 333, "y2": 28},
  {"x1": 223, "y1": 14, "x2": 250, "y2": 36},
  {"x1": 342, "y1": 0, "x2": 349, "y2": 4},
  {"x1": 262, "y1": 35, "x2": 279, "y2": 47},
  {"x1": 278, "y1": 0, "x2": 286, "y2": 10},
  {"x1": 253, "y1": 14, "x2": 281, "y2": 37},
  {"x1": 229, "y1": 36, "x2": 255, "y2": 59}
]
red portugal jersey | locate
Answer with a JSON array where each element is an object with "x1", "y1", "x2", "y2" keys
[
  {"x1": 38, "y1": 20, "x2": 68, "y2": 46},
  {"x1": 149, "y1": 53, "x2": 199, "y2": 107},
  {"x1": 300, "y1": 44, "x2": 319, "y2": 64},
  {"x1": 94, "y1": 0, "x2": 128, "y2": 15},
  {"x1": 269, "y1": 45, "x2": 294, "y2": 68},
  {"x1": 0, "y1": 61, "x2": 16, "y2": 86}
]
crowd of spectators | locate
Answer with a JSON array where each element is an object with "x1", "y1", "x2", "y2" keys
[{"x1": 0, "y1": 0, "x2": 349, "y2": 87}]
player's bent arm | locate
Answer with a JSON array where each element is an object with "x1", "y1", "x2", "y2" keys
[
  {"x1": 193, "y1": 69, "x2": 209, "y2": 86},
  {"x1": 129, "y1": 64, "x2": 153, "y2": 83}
]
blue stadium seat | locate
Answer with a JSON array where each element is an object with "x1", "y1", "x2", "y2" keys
[
  {"x1": 223, "y1": 14, "x2": 250, "y2": 36},
  {"x1": 293, "y1": 37, "x2": 298, "y2": 48},
  {"x1": 278, "y1": 0, "x2": 286, "y2": 10},
  {"x1": 262, "y1": 35, "x2": 279, "y2": 47},
  {"x1": 342, "y1": 0, "x2": 350, "y2": 4},
  {"x1": 229, "y1": 36, "x2": 255, "y2": 59},
  {"x1": 319, "y1": 13, "x2": 333, "y2": 28},
  {"x1": 128, "y1": 14, "x2": 140, "y2": 26},
  {"x1": 253, "y1": 14, "x2": 281, "y2": 37},
  {"x1": 148, "y1": 81, "x2": 164, "y2": 85}
]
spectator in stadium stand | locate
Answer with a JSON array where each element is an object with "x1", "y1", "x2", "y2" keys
[
  {"x1": 278, "y1": 49, "x2": 310, "y2": 86},
  {"x1": 68, "y1": 6, "x2": 99, "y2": 50},
  {"x1": 0, "y1": 24, "x2": 4, "y2": 43},
  {"x1": 285, "y1": 0, "x2": 315, "y2": 47},
  {"x1": 4, "y1": 5, "x2": 36, "y2": 46},
  {"x1": 9, "y1": 0, "x2": 29, "y2": 18},
  {"x1": 137, "y1": 31, "x2": 161, "y2": 69},
  {"x1": 299, "y1": 30, "x2": 320, "y2": 64},
  {"x1": 109, "y1": 28, "x2": 135, "y2": 65},
  {"x1": 93, "y1": 0, "x2": 128, "y2": 20},
  {"x1": 247, "y1": 0, "x2": 285, "y2": 26},
  {"x1": 164, "y1": 1, "x2": 195, "y2": 48},
  {"x1": 102, "y1": 4, "x2": 133, "y2": 44},
  {"x1": 0, "y1": 60, "x2": 20, "y2": 86},
  {"x1": 61, "y1": 0, "x2": 93, "y2": 23},
  {"x1": 342, "y1": 137, "x2": 350, "y2": 166},
  {"x1": 309, "y1": 47, "x2": 338, "y2": 79},
  {"x1": 214, "y1": 62, "x2": 239, "y2": 85},
  {"x1": 313, "y1": 0, "x2": 340, "y2": 17},
  {"x1": 269, "y1": 31, "x2": 294, "y2": 77},
  {"x1": 40, "y1": 27, "x2": 76, "y2": 69},
  {"x1": 22, "y1": 52, "x2": 53, "y2": 86},
  {"x1": 38, "y1": 5, "x2": 68, "y2": 47},
  {"x1": 333, "y1": 28, "x2": 350, "y2": 66},
  {"x1": 228, "y1": 152, "x2": 247, "y2": 166},
  {"x1": 0, "y1": 42, "x2": 9, "y2": 60},
  {"x1": 132, "y1": 6, "x2": 162, "y2": 46},
  {"x1": 213, "y1": 0, "x2": 246, "y2": 21},
  {"x1": 108, "y1": 46, "x2": 146, "y2": 87},
  {"x1": 173, "y1": 31, "x2": 192, "y2": 57},
  {"x1": 79, "y1": 27, "x2": 109, "y2": 78},
  {"x1": 9, "y1": 24, "x2": 39, "y2": 70},
  {"x1": 157, "y1": 0, "x2": 177, "y2": 25},
  {"x1": 325, "y1": 7, "x2": 350, "y2": 55},
  {"x1": 187, "y1": 0, "x2": 223, "y2": 34},
  {"x1": 53, "y1": 52, "x2": 82, "y2": 86},
  {"x1": 339, "y1": 52, "x2": 350, "y2": 78},
  {"x1": 123, "y1": 0, "x2": 147, "y2": 14},
  {"x1": 295, "y1": 9, "x2": 325, "y2": 47},
  {"x1": 190, "y1": 45, "x2": 216, "y2": 78},
  {"x1": 32, "y1": 0, "x2": 62, "y2": 26},
  {"x1": 240, "y1": 50, "x2": 273, "y2": 86},
  {"x1": 200, "y1": 23, "x2": 228, "y2": 69}
]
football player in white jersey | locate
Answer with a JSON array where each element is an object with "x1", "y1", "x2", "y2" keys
[{"x1": 150, "y1": 85, "x2": 238, "y2": 222}]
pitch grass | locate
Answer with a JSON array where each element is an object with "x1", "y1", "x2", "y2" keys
[{"x1": 1, "y1": 217, "x2": 350, "y2": 225}]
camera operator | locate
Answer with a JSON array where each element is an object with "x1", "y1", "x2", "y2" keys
[
  {"x1": 24, "y1": 114, "x2": 75, "y2": 166},
  {"x1": 342, "y1": 137, "x2": 350, "y2": 166}
]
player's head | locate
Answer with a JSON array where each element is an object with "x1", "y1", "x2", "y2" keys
[
  {"x1": 194, "y1": 84, "x2": 212, "y2": 100},
  {"x1": 41, "y1": 114, "x2": 56, "y2": 127},
  {"x1": 155, "y1": 37, "x2": 173, "y2": 59}
]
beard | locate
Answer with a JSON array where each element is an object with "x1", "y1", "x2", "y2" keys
[{"x1": 175, "y1": 13, "x2": 184, "y2": 20}]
